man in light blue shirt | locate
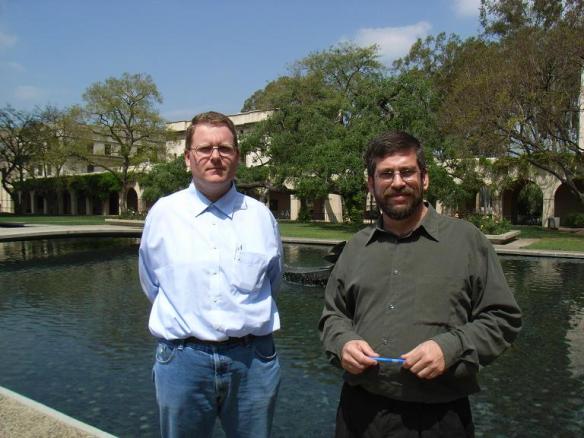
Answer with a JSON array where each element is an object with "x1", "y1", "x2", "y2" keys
[{"x1": 139, "y1": 111, "x2": 283, "y2": 438}]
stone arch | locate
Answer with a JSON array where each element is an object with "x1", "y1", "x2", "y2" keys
[
  {"x1": 554, "y1": 180, "x2": 584, "y2": 219},
  {"x1": 501, "y1": 179, "x2": 543, "y2": 225},
  {"x1": 126, "y1": 188, "x2": 138, "y2": 212},
  {"x1": 109, "y1": 192, "x2": 119, "y2": 215}
]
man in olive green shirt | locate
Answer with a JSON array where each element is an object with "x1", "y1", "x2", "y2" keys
[{"x1": 319, "y1": 131, "x2": 522, "y2": 437}]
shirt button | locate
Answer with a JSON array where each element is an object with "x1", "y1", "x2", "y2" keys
[
  {"x1": 382, "y1": 338, "x2": 389, "y2": 345},
  {"x1": 393, "y1": 270, "x2": 399, "y2": 275},
  {"x1": 387, "y1": 304, "x2": 396, "y2": 310}
]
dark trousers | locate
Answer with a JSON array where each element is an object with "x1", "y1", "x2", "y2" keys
[{"x1": 335, "y1": 384, "x2": 474, "y2": 438}]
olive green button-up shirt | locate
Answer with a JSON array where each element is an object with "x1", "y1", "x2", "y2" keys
[{"x1": 319, "y1": 205, "x2": 522, "y2": 403}]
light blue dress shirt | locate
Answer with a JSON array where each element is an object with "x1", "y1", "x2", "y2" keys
[{"x1": 139, "y1": 182, "x2": 283, "y2": 341}]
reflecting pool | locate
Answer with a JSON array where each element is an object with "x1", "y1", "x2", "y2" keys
[{"x1": 0, "y1": 239, "x2": 583, "y2": 437}]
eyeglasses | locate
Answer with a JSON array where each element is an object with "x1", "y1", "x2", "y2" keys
[
  {"x1": 192, "y1": 145, "x2": 236, "y2": 158},
  {"x1": 376, "y1": 168, "x2": 420, "y2": 182}
]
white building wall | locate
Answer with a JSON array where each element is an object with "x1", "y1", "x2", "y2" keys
[{"x1": 0, "y1": 185, "x2": 14, "y2": 213}]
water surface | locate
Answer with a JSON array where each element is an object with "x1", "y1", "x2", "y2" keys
[{"x1": 0, "y1": 239, "x2": 582, "y2": 437}]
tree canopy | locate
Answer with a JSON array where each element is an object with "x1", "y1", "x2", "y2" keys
[
  {"x1": 81, "y1": 72, "x2": 167, "y2": 212},
  {"x1": 439, "y1": 0, "x2": 584, "y2": 204},
  {"x1": 240, "y1": 43, "x2": 457, "y2": 222},
  {"x1": 0, "y1": 106, "x2": 46, "y2": 212}
]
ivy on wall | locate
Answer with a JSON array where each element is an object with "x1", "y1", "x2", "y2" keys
[{"x1": 14, "y1": 173, "x2": 123, "y2": 200}]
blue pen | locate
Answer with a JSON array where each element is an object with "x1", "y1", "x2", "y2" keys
[{"x1": 369, "y1": 356, "x2": 405, "y2": 364}]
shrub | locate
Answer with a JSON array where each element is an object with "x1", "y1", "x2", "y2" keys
[
  {"x1": 467, "y1": 214, "x2": 511, "y2": 234},
  {"x1": 563, "y1": 213, "x2": 584, "y2": 228}
]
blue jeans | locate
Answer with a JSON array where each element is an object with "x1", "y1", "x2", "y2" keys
[{"x1": 153, "y1": 334, "x2": 280, "y2": 438}]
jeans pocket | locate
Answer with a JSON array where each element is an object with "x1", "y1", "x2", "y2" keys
[
  {"x1": 253, "y1": 336, "x2": 278, "y2": 362},
  {"x1": 155, "y1": 341, "x2": 177, "y2": 365}
]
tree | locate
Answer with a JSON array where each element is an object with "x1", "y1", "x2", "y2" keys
[
  {"x1": 81, "y1": 72, "x2": 167, "y2": 212},
  {"x1": 35, "y1": 105, "x2": 91, "y2": 178},
  {"x1": 442, "y1": 0, "x2": 584, "y2": 205},
  {"x1": 0, "y1": 106, "x2": 44, "y2": 212},
  {"x1": 139, "y1": 156, "x2": 191, "y2": 205},
  {"x1": 241, "y1": 44, "x2": 410, "y2": 223}
]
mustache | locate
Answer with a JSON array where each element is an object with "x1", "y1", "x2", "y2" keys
[{"x1": 383, "y1": 187, "x2": 416, "y2": 197}]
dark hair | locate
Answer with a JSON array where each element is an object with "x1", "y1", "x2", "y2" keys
[
  {"x1": 364, "y1": 131, "x2": 426, "y2": 176},
  {"x1": 185, "y1": 111, "x2": 238, "y2": 152}
]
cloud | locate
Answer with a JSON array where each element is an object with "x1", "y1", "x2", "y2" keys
[
  {"x1": 0, "y1": 30, "x2": 17, "y2": 49},
  {"x1": 452, "y1": 0, "x2": 481, "y2": 17},
  {"x1": 14, "y1": 85, "x2": 45, "y2": 101},
  {"x1": 353, "y1": 21, "x2": 432, "y2": 64},
  {"x1": 6, "y1": 61, "x2": 25, "y2": 72}
]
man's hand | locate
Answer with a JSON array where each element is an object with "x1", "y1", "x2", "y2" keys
[
  {"x1": 341, "y1": 340, "x2": 379, "y2": 375},
  {"x1": 401, "y1": 340, "x2": 446, "y2": 379}
]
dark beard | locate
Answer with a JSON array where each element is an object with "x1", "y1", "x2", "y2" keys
[{"x1": 375, "y1": 188, "x2": 424, "y2": 220}]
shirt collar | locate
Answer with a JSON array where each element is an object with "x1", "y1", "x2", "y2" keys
[
  {"x1": 366, "y1": 202, "x2": 441, "y2": 244},
  {"x1": 187, "y1": 182, "x2": 245, "y2": 219}
]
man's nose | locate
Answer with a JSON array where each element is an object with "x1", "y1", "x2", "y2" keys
[
  {"x1": 390, "y1": 173, "x2": 407, "y2": 188},
  {"x1": 209, "y1": 147, "x2": 221, "y2": 159}
]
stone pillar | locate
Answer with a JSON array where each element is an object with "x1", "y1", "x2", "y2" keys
[
  {"x1": 290, "y1": 195, "x2": 301, "y2": 221},
  {"x1": 85, "y1": 197, "x2": 93, "y2": 216},
  {"x1": 539, "y1": 173, "x2": 561, "y2": 228},
  {"x1": 30, "y1": 191, "x2": 36, "y2": 214},
  {"x1": 102, "y1": 199, "x2": 110, "y2": 216},
  {"x1": 42, "y1": 196, "x2": 49, "y2": 215},
  {"x1": 491, "y1": 190, "x2": 503, "y2": 218},
  {"x1": 542, "y1": 196, "x2": 555, "y2": 228},
  {"x1": 134, "y1": 182, "x2": 146, "y2": 214},
  {"x1": 324, "y1": 194, "x2": 343, "y2": 223},
  {"x1": 435, "y1": 200, "x2": 444, "y2": 215},
  {"x1": 69, "y1": 190, "x2": 78, "y2": 215}
]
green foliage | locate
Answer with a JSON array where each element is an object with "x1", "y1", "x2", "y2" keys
[
  {"x1": 563, "y1": 213, "x2": 584, "y2": 227},
  {"x1": 443, "y1": 0, "x2": 584, "y2": 205},
  {"x1": 139, "y1": 156, "x2": 191, "y2": 204},
  {"x1": 241, "y1": 43, "x2": 461, "y2": 223},
  {"x1": 517, "y1": 182, "x2": 543, "y2": 218},
  {"x1": 82, "y1": 72, "x2": 167, "y2": 211},
  {"x1": 118, "y1": 210, "x2": 147, "y2": 220},
  {"x1": 467, "y1": 214, "x2": 512, "y2": 234},
  {"x1": 14, "y1": 173, "x2": 122, "y2": 200}
]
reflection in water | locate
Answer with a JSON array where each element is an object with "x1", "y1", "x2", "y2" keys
[{"x1": 0, "y1": 240, "x2": 583, "y2": 437}]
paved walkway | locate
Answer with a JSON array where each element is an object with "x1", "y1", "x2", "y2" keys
[
  {"x1": 0, "y1": 387, "x2": 115, "y2": 438},
  {"x1": 0, "y1": 223, "x2": 143, "y2": 242},
  {"x1": 1, "y1": 223, "x2": 583, "y2": 259}
]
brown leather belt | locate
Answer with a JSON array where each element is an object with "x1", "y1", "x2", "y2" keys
[{"x1": 181, "y1": 334, "x2": 255, "y2": 346}]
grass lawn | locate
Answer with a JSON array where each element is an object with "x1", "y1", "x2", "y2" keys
[
  {"x1": 2, "y1": 217, "x2": 583, "y2": 252},
  {"x1": 525, "y1": 238, "x2": 584, "y2": 252},
  {"x1": 512, "y1": 225, "x2": 584, "y2": 252},
  {"x1": 0, "y1": 215, "x2": 107, "y2": 225},
  {"x1": 277, "y1": 221, "x2": 364, "y2": 240}
]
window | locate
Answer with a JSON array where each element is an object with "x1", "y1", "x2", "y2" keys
[
  {"x1": 104, "y1": 144, "x2": 112, "y2": 156},
  {"x1": 87, "y1": 165, "x2": 94, "y2": 173}
]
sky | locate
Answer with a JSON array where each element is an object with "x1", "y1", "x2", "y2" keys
[{"x1": 0, "y1": 0, "x2": 482, "y2": 121}]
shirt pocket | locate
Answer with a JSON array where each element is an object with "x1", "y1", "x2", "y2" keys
[{"x1": 232, "y1": 251, "x2": 269, "y2": 292}]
